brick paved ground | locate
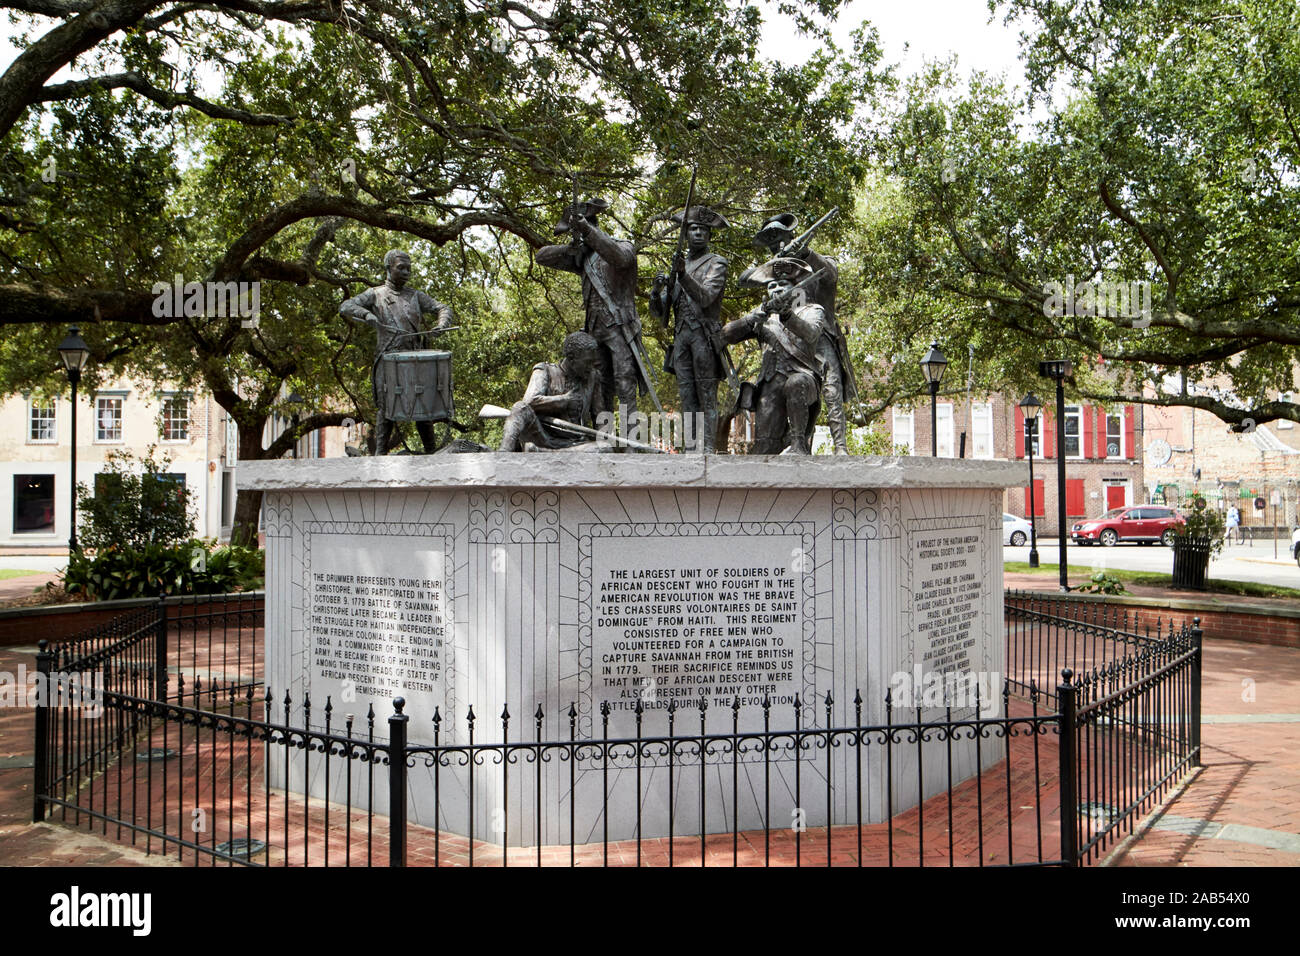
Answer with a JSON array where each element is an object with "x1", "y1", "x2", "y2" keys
[
  {"x1": 1, "y1": 614, "x2": 1296, "y2": 867},
  {"x1": 0, "y1": 573, "x2": 58, "y2": 603}
]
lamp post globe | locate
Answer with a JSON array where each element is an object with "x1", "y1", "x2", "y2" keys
[{"x1": 920, "y1": 342, "x2": 948, "y2": 457}]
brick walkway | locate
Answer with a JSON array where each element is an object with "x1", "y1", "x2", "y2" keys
[
  {"x1": 2, "y1": 629, "x2": 1297, "y2": 866},
  {"x1": 0, "y1": 573, "x2": 58, "y2": 603}
]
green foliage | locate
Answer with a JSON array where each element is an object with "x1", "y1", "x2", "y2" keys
[
  {"x1": 60, "y1": 540, "x2": 264, "y2": 601},
  {"x1": 861, "y1": 0, "x2": 1300, "y2": 427},
  {"x1": 1075, "y1": 572, "x2": 1128, "y2": 596},
  {"x1": 845, "y1": 427, "x2": 894, "y2": 455},
  {"x1": 75, "y1": 449, "x2": 195, "y2": 552},
  {"x1": 1176, "y1": 506, "x2": 1226, "y2": 558}
]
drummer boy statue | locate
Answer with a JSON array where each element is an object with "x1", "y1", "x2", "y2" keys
[{"x1": 340, "y1": 249, "x2": 454, "y2": 454}]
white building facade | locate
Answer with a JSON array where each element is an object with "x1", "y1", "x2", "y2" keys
[{"x1": 0, "y1": 381, "x2": 236, "y2": 549}]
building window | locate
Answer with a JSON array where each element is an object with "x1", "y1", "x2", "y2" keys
[
  {"x1": 1024, "y1": 417, "x2": 1041, "y2": 457},
  {"x1": 1106, "y1": 413, "x2": 1124, "y2": 458},
  {"x1": 892, "y1": 408, "x2": 914, "y2": 454},
  {"x1": 971, "y1": 403, "x2": 993, "y2": 459},
  {"x1": 95, "y1": 396, "x2": 123, "y2": 442},
  {"x1": 1279, "y1": 392, "x2": 1294, "y2": 430},
  {"x1": 27, "y1": 399, "x2": 56, "y2": 443},
  {"x1": 936, "y1": 403, "x2": 954, "y2": 458},
  {"x1": 1063, "y1": 405, "x2": 1083, "y2": 458},
  {"x1": 161, "y1": 395, "x2": 189, "y2": 441},
  {"x1": 14, "y1": 474, "x2": 55, "y2": 534}
]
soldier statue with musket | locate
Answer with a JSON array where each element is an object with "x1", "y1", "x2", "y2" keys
[{"x1": 740, "y1": 211, "x2": 858, "y2": 454}]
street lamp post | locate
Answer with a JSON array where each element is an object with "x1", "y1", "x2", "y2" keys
[
  {"x1": 1039, "y1": 358, "x2": 1073, "y2": 591},
  {"x1": 920, "y1": 342, "x2": 948, "y2": 457},
  {"x1": 1019, "y1": 394, "x2": 1043, "y2": 568},
  {"x1": 286, "y1": 392, "x2": 304, "y2": 460},
  {"x1": 57, "y1": 326, "x2": 91, "y2": 553}
]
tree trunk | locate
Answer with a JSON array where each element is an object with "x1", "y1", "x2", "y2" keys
[
  {"x1": 230, "y1": 421, "x2": 269, "y2": 548},
  {"x1": 229, "y1": 487, "x2": 264, "y2": 548}
]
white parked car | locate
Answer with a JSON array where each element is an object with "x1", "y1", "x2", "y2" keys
[{"x1": 1003, "y1": 513, "x2": 1033, "y2": 548}]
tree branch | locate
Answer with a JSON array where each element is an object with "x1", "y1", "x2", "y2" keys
[{"x1": 39, "y1": 70, "x2": 296, "y2": 124}]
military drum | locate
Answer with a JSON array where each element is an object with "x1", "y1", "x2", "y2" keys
[{"x1": 374, "y1": 349, "x2": 454, "y2": 423}]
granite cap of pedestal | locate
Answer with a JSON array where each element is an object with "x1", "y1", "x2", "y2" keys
[{"x1": 239, "y1": 455, "x2": 1027, "y2": 491}]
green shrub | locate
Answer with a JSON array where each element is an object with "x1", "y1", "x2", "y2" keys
[
  {"x1": 1076, "y1": 572, "x2": 1129, "y2": 595},
  {"x1": 76, "y1": 448, "x2": 195, "y2": 552},
  {"x1": 1175, "y1": 505, "x2": 1226, "y2": 558},
  {"x1": 846, "y1": 428, "x2": 896, "y2": 455},
  {"x1": 61, "y1": 539, "x2": 264, "y2": 601}
]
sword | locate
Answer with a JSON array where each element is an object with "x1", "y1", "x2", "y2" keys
[{"x1": 623, "y1": 325, "x2": 664, "y2": 414}]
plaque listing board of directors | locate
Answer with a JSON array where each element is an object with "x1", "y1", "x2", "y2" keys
[
  {"x1": 910, "y1": 520, "x2": 984, "y2": 697},
  {"x1": 305, "y1": 529, "x2": 450, "y2": 726},
  {"x1": 583, "y1": 523, "x2": 815, "y2": 738}
]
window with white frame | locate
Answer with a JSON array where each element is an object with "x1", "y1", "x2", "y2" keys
[
  {"x1": 27, "y1": 398, "x2": 56, "y2": 443},
  {"x1": 1279, "y1": 392, "x2": 1294, "y2": 430},
  {"x1": 971, "y1": 402, "x2": 993, "y2": 459},
  {"x1": 1063, "y1": 405, "x2": 1083, "y2": 458},
  {"x1": 892, "y1": 408, "x2": 914, "y2": 454},
  {"x1": 1106, "y1": 412, "x2": 1124, "y2": 457},
  {"x1": 936, "y1": 403, "x2": 954, "y2": 457},
  {"x1": 161, "y1": 395, "x2": 189, "y2": 441},
  {"x1": 1024, "y1": 416, "x2": 1041, "y2": 457},
  {"x1": 95, "y1": 396, "x2": 123, "y2": 442}
]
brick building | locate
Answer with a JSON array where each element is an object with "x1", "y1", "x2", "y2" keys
[
  {"x1": 0, "y1": 379, "x2": 351, "y2": 548},
  {"x1": 1143, "y1": 382, "x2": 1300, "y2": 530},
  {"x1": 887, "y1": 394, "x2": 1145, "y2": 535}
]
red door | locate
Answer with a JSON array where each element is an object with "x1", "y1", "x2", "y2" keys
[{"x1": 1105, "y1": 484, "x2": 1126, "y2": 511}]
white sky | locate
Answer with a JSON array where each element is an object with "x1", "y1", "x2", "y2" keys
[
  {"x1": 759, "y1": 0, "x2": 1027, "y2": 86},
  {"x1": 3, "y1": 1, "x2": 1029, "y2": 90}
]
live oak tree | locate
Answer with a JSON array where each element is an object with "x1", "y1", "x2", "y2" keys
[
  {"x1": 864, "y1": 0, "x2": 1300, "y2": 429},
  {"x1": 0, "y1": 0, "x2": 887, "y2": 543}
]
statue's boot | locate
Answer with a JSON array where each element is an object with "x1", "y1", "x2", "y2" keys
[
  {"x1": 830, "y1": 414, "x2": 849, "y2": 455},
  {"x1": 787, "y1": 399, "x2": 813, "y2": 455}
]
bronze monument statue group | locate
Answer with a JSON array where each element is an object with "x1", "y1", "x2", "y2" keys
[{"x1": 340, "y1": 192, "x2": 857, "y2": 457}]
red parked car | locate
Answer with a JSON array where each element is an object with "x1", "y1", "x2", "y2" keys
[{"x1": 1071, "y1": 505, "x2": 1186, "y2": 547}]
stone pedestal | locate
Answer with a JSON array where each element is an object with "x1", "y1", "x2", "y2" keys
[{"x1": 243, "y1": 455, "x2": 1024, "y2": 845}]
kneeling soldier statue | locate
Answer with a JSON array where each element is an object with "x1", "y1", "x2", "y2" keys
[
  {"x1": 722, "y1": 258, "x2": 828, "y2": 455},
  {"x1": 499, "y1": 331, "x2": 607, "y2": 452}
]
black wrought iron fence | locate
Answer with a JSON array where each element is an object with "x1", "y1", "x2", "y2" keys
[
  {"x1": 1004, "y1": 589, "x2": 1166, "y2": 708},
  {"x1": 31, "y1": 590, "x2": 1201, "y2": 868}
]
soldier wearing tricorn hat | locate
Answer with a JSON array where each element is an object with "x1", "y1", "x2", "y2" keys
[
  {"x1": 536, "y1": 197, "x2": 652, "y2": 417},
  {"x1": 722, "y1": 256, "x2": 829, "y2": 455},
  {"x1": 650, "y1": 205, "x2": 731, "y2": 453},
  {"x1": 740, "y1": 213, "x2": 858, "y2": 454}
]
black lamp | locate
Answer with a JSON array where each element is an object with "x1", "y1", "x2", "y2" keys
[
  {"x1": 920, "y1": 342, "x2": 949, "y2": 456},
  {"x1": 57, "y1": 326, "x2": 91, "y2": 552},
  {"x1": 1019, "y1": 393, "x2": 1043, "y2": 568},
  {"x1": 1038, "y1": 359, "x2": 1073, "y2": 591}
]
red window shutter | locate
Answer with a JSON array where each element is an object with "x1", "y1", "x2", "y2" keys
[
  {"x1": 1066, "y1": 478, "x2": 1085, "y2": 517},
  {"x1": 1124, "y1": 406, "x2": 1135, "y2": 460},
  {"x1": 1082, "y1": 405, "x2": 1094, "y2": 460},
  {"x1": 1014, "y1": 404, "x2": 1024, "y2": 458},
  {"x1": 1024, "y1": 479, "x2": 1045, "y2": 517},
  {"x1": 1043, "y1": 409, "x2": 1055, "y2": 459}
]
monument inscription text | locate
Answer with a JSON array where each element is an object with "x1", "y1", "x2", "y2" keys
[
  {"x1": 588, "y1": 531, "x2": 807, "y2": 714},
  {"x1": 912, "y1": 525, "x2": 983, "y2": 675},
  {"x1": 305, "y1": 530, "x2": 449, "y2": 720}
]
